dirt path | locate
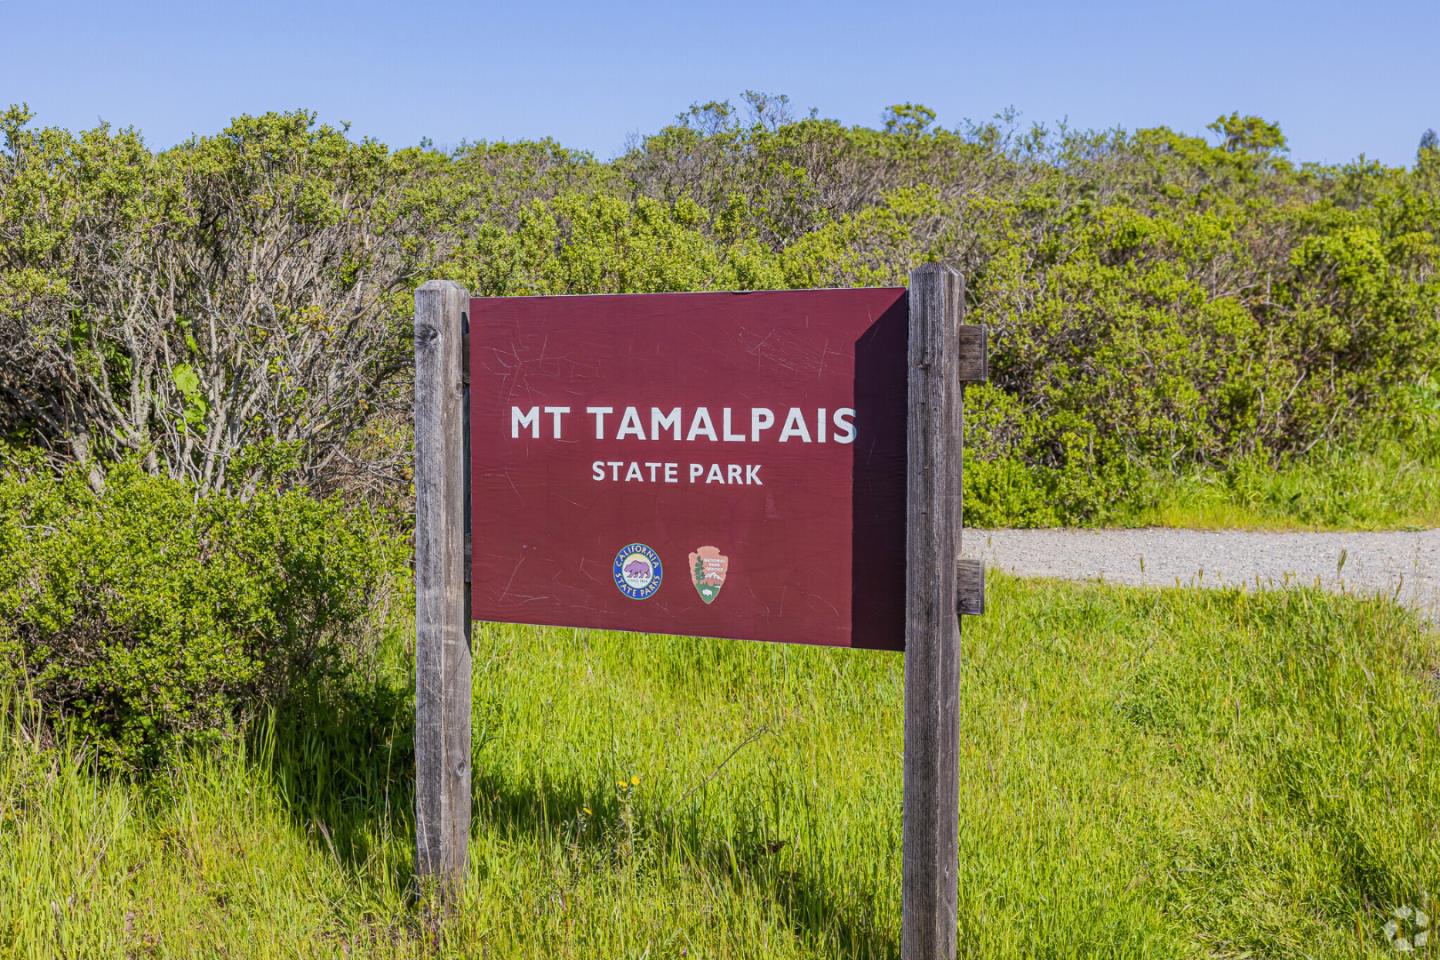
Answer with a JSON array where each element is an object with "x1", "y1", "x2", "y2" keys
[{"x1": 962, "y1": 529, "x2": 1440, "y2": 621}]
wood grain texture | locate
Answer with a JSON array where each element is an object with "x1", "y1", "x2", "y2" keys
[
  {"x1": 414, "y1": 280, "x2": 472, "y2": 891},
  {"x1": 956, "y1": 324, "x2": 988, "y2": 383},
  {"x1": 903, "y1": 264, "x2": 964, "y2": 959},
  {"x1": 955, "y1": 558, "x2": 985, "y2": 617}
]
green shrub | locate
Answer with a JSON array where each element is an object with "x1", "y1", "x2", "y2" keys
[
  {"x1": 0, "y1": 460, "x2": 406, "y2": 768},
  {"x1": 4, "y1": 102, "x2": 1439, "y2": 526}
]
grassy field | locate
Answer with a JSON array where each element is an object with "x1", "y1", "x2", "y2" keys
[
  {"x1": 1124, "y1": 444, "x2": 1440, "y2": 531},
  {"x1": 4, "y1": 575, "x2": 1440, "y2": 958}
]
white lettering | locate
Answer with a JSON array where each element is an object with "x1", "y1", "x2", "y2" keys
[
  {"x1": 511, "y1": 405, "x2": 540, "y2": 439},
  {"x1": 543, "y1": 406, "x2": 570, "y2": 438},
  {"x1": 590, "y1": 461, "x2": 683, "y2": 483},
  {"x1": 651, "y1": 407, "x2": 682, "y2": 441},
  {"x1": 750, "y1": 407, "x2": 775, "y2": 441},
  {"x1": 586, "y1": 406, "x2": 613, "y2": 439},
  {"x1": 779, "y1": 407, "x2": 812, "y2": 443},
  {"x1": 530, "y1": 405, "x2": 856, "y2": 447},
  {"x1": 721, "y1": 408, "x2": 745, "y2": 442},
  {"x1": 687, "y1": 407, "x2": 718, "y2": 442},
  {"x1": 617, "y1": 406, "x2": 646, "y2": 440}
]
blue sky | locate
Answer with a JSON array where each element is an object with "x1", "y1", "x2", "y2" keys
[{"x1": 3, "y1": 0, "x2": 1437, "y2": 166}]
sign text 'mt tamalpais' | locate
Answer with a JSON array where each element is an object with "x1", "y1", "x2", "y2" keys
[{"x1": 470, "y1": 288, "x2": 909, "y2": 650}]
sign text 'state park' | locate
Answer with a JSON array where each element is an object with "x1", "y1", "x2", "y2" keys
[{"x1": 469, "y1": 288, "x2": 909, "y2": 650}]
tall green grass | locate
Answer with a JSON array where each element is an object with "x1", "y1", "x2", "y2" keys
[
  {"x1": 1129, "y1": 442, "x2": 1440, "y2": 530},
  {"x1": 3, "y1": 576, "x2": 1439, "y2": 957}
]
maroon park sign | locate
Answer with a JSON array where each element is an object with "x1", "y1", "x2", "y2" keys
[
  {"x1": 416, "y1": 271, "x2": 983, "y2": 957},
  {"x1": 469, "y1": 288, "x2": 909, "y2": 650}
]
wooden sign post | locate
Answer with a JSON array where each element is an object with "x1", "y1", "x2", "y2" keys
[
  {"x1": 413, "y1": 279, "x2": 471, "y2": 885},
  {"x1": 414, "y1": 267, "x2": 986, "y2": 957}
]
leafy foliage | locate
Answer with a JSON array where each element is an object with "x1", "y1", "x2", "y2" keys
[
  {"x1": 0, "y1": 459, "x2": 405, "y2": 767},
  {"x1": 2, "y1": 100, "x2": 1438, "y2": 523},
  {"x1": 0, "y1": 108, "x2": 440, "y2": 497}
]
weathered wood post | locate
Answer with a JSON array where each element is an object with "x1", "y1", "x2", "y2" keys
[
  {"x1": 414, "y1": 279, "x2": 472, "y2": 891},
  {"x1": 903, "y1": 264, "x2": 984, "y2": 959}
]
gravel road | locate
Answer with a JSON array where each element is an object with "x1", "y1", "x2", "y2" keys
[{"x1": 962, "y1": 528, "x2": 1440, "y2": 621}]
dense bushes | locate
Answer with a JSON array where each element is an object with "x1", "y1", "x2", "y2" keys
[
  {"x1": 0, "y1": 456, "x2": 405, "y2": 767},
  {"x1": 1, "y1": 98, "x2": 1438, "y2": 523},
  {"x1": 0, "y1": 108, "x2": 434, "y2": 498}
]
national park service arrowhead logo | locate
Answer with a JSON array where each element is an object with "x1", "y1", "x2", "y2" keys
[{"x1": 689, "y1": 546, "x2": 728, "y2": 604}]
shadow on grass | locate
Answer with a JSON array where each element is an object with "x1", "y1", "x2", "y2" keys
[
  {"x1": 259, "y1": 678, "x2": 418, "y2": 889},
  {"x1": 259, "y1": 680, "x2": 896, "y2": 959},
  {"x1": 471, "y1": 769, "x2": 897, "y2": 960}
]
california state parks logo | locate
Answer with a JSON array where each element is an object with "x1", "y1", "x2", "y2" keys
[
  {"x1": 689, "y1": 546, "x2": 728, "y2": 604},
  {"x1": 613, "y1": 543, "x2": 663, "y2": 600}
]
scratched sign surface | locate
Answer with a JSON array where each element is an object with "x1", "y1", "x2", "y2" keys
[{"x1": 469, "y1": 289, "x2": 908, "y2": 650}]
